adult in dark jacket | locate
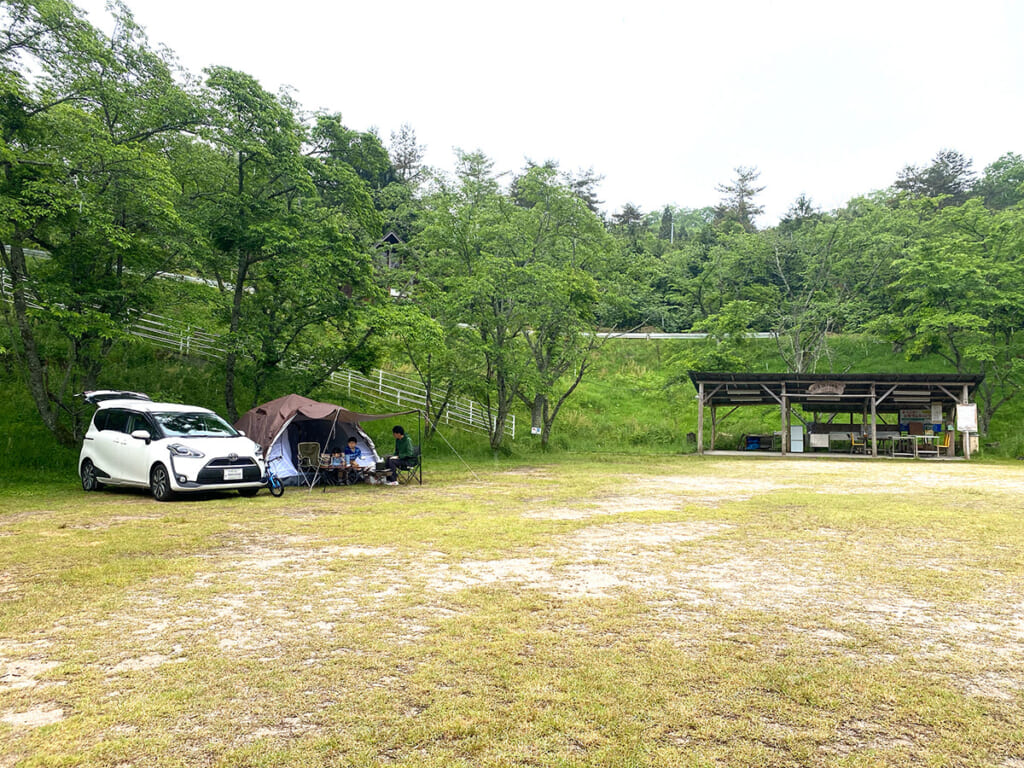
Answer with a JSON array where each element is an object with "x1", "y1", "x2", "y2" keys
[{"x1": 385, "y1": 425, "x2": 415, "y2": 485}]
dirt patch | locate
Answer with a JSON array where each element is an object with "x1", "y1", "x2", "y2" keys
[
  {"x1": 109, "y1": 651, "x2": 185, "y2": 674},
  {"x1": 1, "y1": 705, "x2": 65, "y2": 728},
  {"x1": 499, "y1": 467, "x2": 554, "y2": 477},
  {"x1": 417, "y1": 522, "x2": 730, "y2": 598},
  {"x1": 561, "y1": 521, "x2": 731, "y2": 552},
  {"x1": 91, "y1": 499, "x2": 1024, "y2": 667},
  {"x1": 0, "y1": 658, "x2": 59, "y2": 690},
  {"x1": 526, "y1": 477, "x2": 790, "y2": 518},
  {"x1": 964, "y1": 672, "x2": 1022, "y2": 701}
]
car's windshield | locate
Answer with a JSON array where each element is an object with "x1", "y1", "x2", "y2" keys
[{"x1": 154, "y1": 411, "x2": 239, "y2": 438}]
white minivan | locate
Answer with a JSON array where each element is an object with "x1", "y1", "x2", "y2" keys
[{"x1": 79, "y1": 393, "x2": 266, "y2": 501}]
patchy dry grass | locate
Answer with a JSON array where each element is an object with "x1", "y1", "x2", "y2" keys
[{"x1": 1, "y1": 456, "x2": 1023, "y2": 766}]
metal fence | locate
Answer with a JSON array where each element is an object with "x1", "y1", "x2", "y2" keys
[
  {"x1": 327, "y1": 368, "x2": 513, "y2": 437},
  {"x1": 128, "y1": 311, "x2": 228, "y2": 362}
]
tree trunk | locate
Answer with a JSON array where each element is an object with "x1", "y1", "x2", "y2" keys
[
  {"x1": 2, "y1": 238, "x2": 73, "y2": 445},
  {"x1": 224, "y1": 252, "x2": 249, "y2": 422},
  {"x1": 488, "y1": 370, "x2": 512, "y2": 454},
  {"x1": 531, "y1": 394, "x2": 552, "y2": 450}
]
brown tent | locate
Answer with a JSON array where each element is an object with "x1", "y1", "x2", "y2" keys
[{"x1": 235, "y1": 394, "x2": 416, "y2": 482}]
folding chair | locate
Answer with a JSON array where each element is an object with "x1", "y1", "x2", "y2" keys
[
  {"x1": 849, "y1": 433, "x2": 866, "y2": 455},
  {"x1": 296, "y1": 442, "x2": 324, "y2": 487},
  {"x1": 395, "y1": 445, "x2": 422, "y2": 485}
]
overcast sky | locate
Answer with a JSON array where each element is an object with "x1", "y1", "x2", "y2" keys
[{"x1": 75, "y1": 0, "x2": 1024, "y2": 224}]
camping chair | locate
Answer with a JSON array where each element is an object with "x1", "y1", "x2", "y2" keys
[
  {"x1": 297, "y1": 442, "x2": 324, "y2": 487},
  {"x1": 395, "y1": 445, "x2": 422, "y2": 485},
  {"x1": 849, "y1": 433, "x2": 866, "y2": 455}
]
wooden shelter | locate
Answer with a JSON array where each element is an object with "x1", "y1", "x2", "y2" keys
[{"x1": 689, "y1": 372, "x2": 984, "y2": 459}]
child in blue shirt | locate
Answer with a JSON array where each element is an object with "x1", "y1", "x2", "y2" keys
[
  {"x1": 343, "y1": 437, "x2": 362, "y2": 466},
  {"x1": 342, "y1": 437, "x2": 363, "y2": 483}
]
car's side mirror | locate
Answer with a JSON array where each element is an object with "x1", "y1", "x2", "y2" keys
[
  {"x1": 237, "y1": 430, "x2": 246, "y2": 436},
  {"x1": 131, "y1": 429, "x2": 152, "y2": 444}
]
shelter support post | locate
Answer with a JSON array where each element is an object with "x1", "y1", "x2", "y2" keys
[
  {"x1": 711, "y1": 406, "x2": 717, "y2": 452},
  {"x1": 697, "y1": 382, "x2": 705, "y2": 456},
  {"x1": 962, "y1": 384, "x2": 972, "y2": 460},
  {"x1": 870, "y1": 384, "x2": 878, "y2": 457},
  {"x1": 781, "y1": 384, "x2": 789, "y2": 456}
]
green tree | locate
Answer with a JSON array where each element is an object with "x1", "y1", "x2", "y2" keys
[
  {"x1": 670, "y1": 299, "x2": 760, "y2": 373},
  {"x1": 761, "y1": 218, "x2": 845, "y2": 372},
  {"x1": 413, "y1": 150, "x2": 519, "y2": 450},
  {"x1": 657, "y1": 205, "x2": 674, "y2": 241},
  {"x1": 508, "y1": 165, "x2": 612, "y2": 448},
  {"x1": 381, "y1": 292, "x2": 477, "y2": 442},
  {"x1": 196, "y1": 68, "x2": 382, "y2": 418},
  {"x1": 871, "y1": 198, "x2": 1024, "y2": 432},
  {"x1": 0, "y1": 0, "x2": 202, "y2": 443},
  {"x1": 414, "y1": 155, "x2": 613, "y2": 451},
  {"x1": 610, "y1": 202, "x2": 645, "y2": 250},
  {"x1": 388, "y1": 122, "x2": 426, "y2": 186},
  {"x1": 714, "y1": 166, "x2": 765, "y2": 232},
  {"x1": 893, "y1": 149, "x2": 975, "y2": 206},
  {"x1": 975, "y1": 152, "x2": 1024, "y2": 210}
]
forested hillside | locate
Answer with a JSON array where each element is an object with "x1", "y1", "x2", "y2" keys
[{"x1": 2, "y1": 1, "x2": 1022, "y2": 461}]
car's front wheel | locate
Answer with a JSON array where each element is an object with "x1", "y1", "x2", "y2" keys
[
  {"x1": 150, "y1": 463, "x2": 175, "y2": 502},
  {"x1": 238, "y1": 487, "x2": 260, "y2": 498},
  {"x1": 80, "y1": 459, "x2": 102, "y2": 492}
]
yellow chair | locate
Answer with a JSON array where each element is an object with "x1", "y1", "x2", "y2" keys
[
  {"x1": 849, "y1": 433, "x2": 866, "y2": 454},
  {"x1": 917, "y1": 431, "x2": 951, "y2": 458},
  {"x1": 933, "y1": 431, "x2": 952, "y2": 456}
]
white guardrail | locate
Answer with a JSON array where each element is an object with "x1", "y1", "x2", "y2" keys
[{"x1": 1, "y1": 266, "x2": 514, "y2": 438}]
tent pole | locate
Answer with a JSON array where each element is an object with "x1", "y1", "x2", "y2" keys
[{"x1": 310, "y1": 408, "x2": 342, "y2": 493}]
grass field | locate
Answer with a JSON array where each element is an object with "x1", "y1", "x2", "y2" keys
[{"x1": 1, "y1": 456, "x2": 1023, "y2": 767}]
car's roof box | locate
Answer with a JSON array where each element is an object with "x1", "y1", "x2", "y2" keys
[{"x1": 79, "y1": 390, "x2": 152, "y2": 405}]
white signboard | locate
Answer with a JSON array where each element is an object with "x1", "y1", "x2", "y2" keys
[
  {"x1": 930, "y1": 402, "x2": 943, "y2": 423},
  {"x1": 956, "y1": 403, "x2": 978, "y2": 432}
]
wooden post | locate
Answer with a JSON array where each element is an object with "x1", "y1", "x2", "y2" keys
[
  {"x1": 711, "y1": 406, "x2": 717, "y2": 452},
  {"x1": 697, "y1": 382, "x2": 705, "y2": 456},
  {"x1": 870, "y1": 383, "x2": 878, "y2": 457},
  {"x1": 958, "y1": 382, "x2": 966, "y2": 460},
  {"x1": 781, "y1": 383, "x2": 788, "y2": 456}
]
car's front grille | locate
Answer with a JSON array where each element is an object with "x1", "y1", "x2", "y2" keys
[
  {"x1": 197, "y1": 456, "x2": 261, "y2": 484},
  {"x1": 204, "y1": 457, "x2": 259, "y2": 468}
]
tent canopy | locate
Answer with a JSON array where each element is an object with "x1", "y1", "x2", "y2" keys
[
  {"x1": 236, "y1": 393, "x2": 413, "y2": 452},
  {"x1": 235, "y1": 394, "x2": 417, "y2": 481}
]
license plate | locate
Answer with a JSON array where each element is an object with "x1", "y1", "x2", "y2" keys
[{"x1": 223, "y1": 468, "x2": 244, "y2": 481}]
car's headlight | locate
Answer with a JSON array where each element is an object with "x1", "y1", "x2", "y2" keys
[{"x1": 168, "y1": 443, "x2": 205, "y2": 458}]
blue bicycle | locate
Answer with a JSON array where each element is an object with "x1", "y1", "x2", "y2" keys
[{"x1": 266, "y1": 457, "x2": 285, "y2": 497}]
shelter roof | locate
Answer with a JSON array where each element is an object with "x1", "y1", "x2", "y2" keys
[{"x1": 688, "y1": 372, "x2": 984, "y2": 413}]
